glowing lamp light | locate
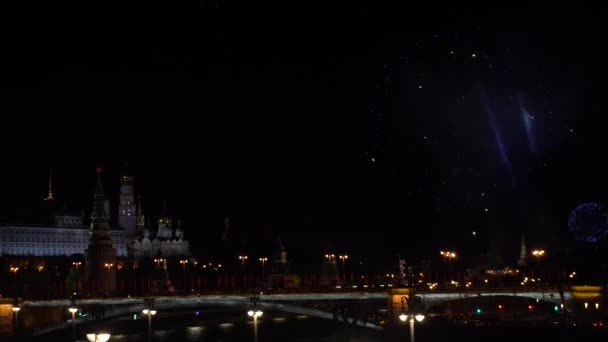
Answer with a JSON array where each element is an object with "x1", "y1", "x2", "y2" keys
[
  {"x1": 86, "y1": 333, "x2": 111, "y2": 342},
  {"x1": 476, "y1": 308, "x2": 481, "y2": 314},
  {"x1": 142, "y1": 309, "x2": 149, "y2": 315},
  {"x1": 12, "y1": 307, "x2": 20, "y2": 312},
  {"x1": 248, "y1": 310, "x2": 254, "y2": 317},
  {"x1": 554, "y1": 305, "x2": 559, "y2": 312},
  {"x1": 528, "y1": 305, "x2": 534, "y2": 310},
  {"x1": 399, "y1": 313, "x2": 408, "y2": 322},
  {"x1": 69, "y1": 307, "x2": 78, "y2": 314},
  {"x1": 150, "y1": 310, "x2": 157, "y2": 315},
  {"x1": 498, "y1": 304, "x2": 503, "y2": 310},
  {"x1": 415, "y1": 314, "x2": 425, "y2": 322}
]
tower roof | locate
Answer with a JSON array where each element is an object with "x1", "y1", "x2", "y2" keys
[
  {"x1": 90, "y1": 167, "x2": 109, "y2": 231},
  {"x1": 44, "y1": 168, "x2": 55, "y2": 201},
  {"x1": 158, "y1": 200, "x2": 171, "y2": 224}
]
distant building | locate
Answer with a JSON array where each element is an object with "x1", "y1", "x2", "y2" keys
[
  {"x1": 0, "y1": 169, "x2": 189, "y2": 259},
  {"x1": 130, "y1": 201, "x2": 190, "y2": 258}
]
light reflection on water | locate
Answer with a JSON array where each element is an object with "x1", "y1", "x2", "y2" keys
[
  {"x1": 0, "y1": 304, "x2": 14, "y2": 335},
  {"x1": 186, "y1": 326, "x2": 205, "y2": 341},
  {"x1": 0, "y1": 304, "x2": 66, "y2": 335}
]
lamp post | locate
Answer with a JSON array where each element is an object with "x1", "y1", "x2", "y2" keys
[
  {"x1": 72, "y1": 261, "x2": 82, "y2": 269},
  {"x1": 248, "y1": 295, "x2": 263, "y2": 342},
  {"x1": 86, "y1": 333, "x2": 111, "y2": 342},
  {"x1": 12, "y1": 306, "x2": 20, "y2": 335},
  {"x1": 10, "y1": 267, "x2": 19, "y2": 299},
  {"x1": 154, "y1": 258, "x2": 166, "y2": 268},
  {"x1": 439, "y1": 250, "x2": 456, "y2": 263},
  {"x1": 531, "y1": 249, "x2": 545, "y2": 263},
  {"x1": 338, "y1": 255, "x2": 348, "y2": 283},
  {"x1": 324, "y1": 254, "x2": 337, "y2": 283},
  {"x1": 142, "y1": 298, "x2": 157, "y2": 342},
  {"x1": 399, "y1": 296, "x2": 424, "y2": 342},
  {"x1": 179, "y1": 259, "x2": 189, "y2": 290},
  {"x1": 239, "y1": 255, "x2": 248, "y2": 289},
  {"x1": 69, "y1": 304, "x2": 78, "y2": 342},
  {"x1": 259, "y1": 257, "x2": 268, "y2": 283}
]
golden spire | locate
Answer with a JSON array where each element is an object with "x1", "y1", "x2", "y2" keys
[{"x1": 44, "y1": 168, "x2": 55, "y2": 201}]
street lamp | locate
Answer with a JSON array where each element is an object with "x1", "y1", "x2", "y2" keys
[
  {"x1": 12, "y1": 306, "x2": 20, "y2": 335},
  {"x1": 104, "y1": 263, "x2": 114, "y2": 270},
  {"x1": 239, "y1": 255, "x2": 248, "y2": 265},
  {"x1": 324, "y1": 254, "x2": 336, "y2": 263},
  {"x1": 259, "y1": 257, "x2": 268, "y2": 281},
  {"x1": 439, "y1": 250, "x2": 456, "y2": 262},
  {"x1": 154, "y1": 258, "x2": 166, "y2": 268},
  {"x1": 179, "y1": 259, "x2": 189, "y2": 271},
  {"x1": 531, "y1": 249, "x2": 545, "y2": 262},
  {"x1": 86, "y1": 333, "x2": 111, "y2": 342},
  {"x1": 72, "y1": 261, "x2": 82, "y2": 269},
  {"x1": 248, "y1": 295, "x2": 263, "y2": 342},
  {"x1": 399, "y1": 296, "x2": 424, "y2": 342},
  {"x1": 338, "y1": 255, "x2": 349, "y2": 283},
  {"x1": 69, "y1": 305, "x2": 78, "y2": 341},
  {"x1": 142, "y1": 298, "x2": 157, "y2": 342}
]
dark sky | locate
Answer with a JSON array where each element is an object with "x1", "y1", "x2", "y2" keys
[{"x1": 1, "y1": 3, "x2": 606, "y2": 262}]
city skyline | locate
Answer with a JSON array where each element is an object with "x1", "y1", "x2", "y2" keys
[{"x1": 1, "y1": 5, "x2": 608, "y2": 262}]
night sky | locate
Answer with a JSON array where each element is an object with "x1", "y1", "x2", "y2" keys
[{"x1": 1, "y1": 4, "x2": 606, "y2": 262}]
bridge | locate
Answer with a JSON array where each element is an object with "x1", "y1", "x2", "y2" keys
[{"x1": 20, "y1": 288, "x2": 576, "y2": 336}]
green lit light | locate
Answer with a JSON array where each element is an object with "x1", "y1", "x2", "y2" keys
[{"x1": 476, "y1": 308, "x2": 481, "y2": 314}]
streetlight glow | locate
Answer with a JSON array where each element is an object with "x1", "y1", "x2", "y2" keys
[
  {"x1": 86, "y1": 333, "x2": 111, "y2": 342},
  {"x1": 439, "y1": 250, "x2": 457, "y2": 262},
  {"x1": 531, "y1": 249, "x2": 545, "y2": 263}
]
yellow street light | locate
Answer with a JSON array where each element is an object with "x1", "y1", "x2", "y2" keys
[
  {"x1": 440, "y1": 250, "x2": 456, "y2": 263},
  {"x1": 531, "y1": 249, "x2": 545, "y2": 262},
  {"x1": 86, "y1": 333, "x2": 111, "y2": 342},
  {"x1": 324, "y1": 254, "x2": 336, "y2": 262},
  {"x1": 259, "y1": 257, "x2": 268, "y2": 279}
]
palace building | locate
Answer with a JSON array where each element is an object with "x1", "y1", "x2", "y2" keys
[{"x1": 0, "y1": 169, "x2": 190, "y2": 258}]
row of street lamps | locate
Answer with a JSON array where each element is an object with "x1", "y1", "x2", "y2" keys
[{"x1": 15, "y1": 295, "x2": 261, "y2": 342}]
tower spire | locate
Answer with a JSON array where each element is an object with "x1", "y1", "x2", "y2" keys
[
  {"x1": 90, "y1": 167, "x2": 109, "y2": 231},
  {"x1": 44, "y1": 168, "x2": 55, "y2": 201},
  {"x1": 518, "y1": 233, "x2": 527, "y2": 267}
]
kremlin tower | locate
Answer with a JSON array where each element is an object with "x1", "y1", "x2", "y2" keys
[{"x1": 85, "y1": 168, "x2": 117, "y2": 294}]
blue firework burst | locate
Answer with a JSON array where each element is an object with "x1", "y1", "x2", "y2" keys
[{"x1": 568, "y1": 202, "x2": 608, "y2": 244}]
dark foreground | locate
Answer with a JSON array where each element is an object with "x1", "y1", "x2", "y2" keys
[{"x1": 7, "y1": 307, "x2": 608, "y2": 342}]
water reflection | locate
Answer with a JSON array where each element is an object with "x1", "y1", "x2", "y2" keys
[
  {"x1": 0, "y1": 304, "x2": 14, "y2": 335},
  {"x1": 185, "y1": 326, "x2": 205, "y2": 341}
]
